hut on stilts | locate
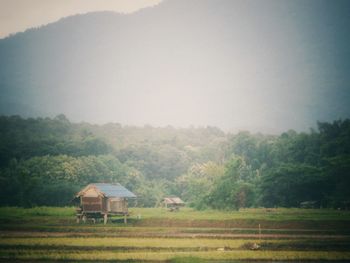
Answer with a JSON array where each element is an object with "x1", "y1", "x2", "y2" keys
[
  {"x1": 163, "y1": 197, "x2": 185, "y2": 211},
  {"x1": 75, "y1": 183, "x2": 136, "y2": 224}
]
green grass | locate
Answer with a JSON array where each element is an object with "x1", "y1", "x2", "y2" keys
[
  {"x1": 129, "y1": 207, "x2": 350, "y2": 221},
  {"x1": 0, "y1": 206, "x2": 74, "y2": 218},
  {"x1": 1, "y1": 206, "x2": 349, "y2": 223},
  {"x1": 1, "y1": 206, "x2": 350, "y2": 235},
  {"x1": 170, "y1": 256, "x2": 203, "y2": 263},
  {"x1": 1, "y1": 206, "x2": 350, "y2": 233}
]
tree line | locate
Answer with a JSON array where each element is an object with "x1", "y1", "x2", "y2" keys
[{"x1": 0, "y1": 115, "x2": 349, "y2": 209}]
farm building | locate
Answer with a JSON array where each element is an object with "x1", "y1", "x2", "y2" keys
[
  {"x1": 75, "y1": 183, "x2": 136, "y2": 224},
  {"x1": 163, "y1": 197, "x2": 185, "y2": 211},
  {"x1": 300, "y1": 201, "x2": 318, "y2": 209}
]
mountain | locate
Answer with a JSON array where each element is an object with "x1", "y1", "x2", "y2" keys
[{"x1": 0, "y1": 0, "x2": 349, "y2": 133}]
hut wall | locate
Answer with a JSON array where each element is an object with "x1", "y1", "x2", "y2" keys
[
  {"x1": 81, "y1": 196, "x2": 102, "y2": 212},
  {"x1": 108, "y1": 197, "x2": 128, "y2": 214},
  {"x1": 80, "y1": 187, "x2": 103, "y2": 213},
  {"x1": 102, "y1": 197, "x2": 108, "y2": 212}
]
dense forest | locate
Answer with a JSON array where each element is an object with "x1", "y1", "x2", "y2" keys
[{"x1": 0, "y1": 115, "x2": 349, "y2": 209}]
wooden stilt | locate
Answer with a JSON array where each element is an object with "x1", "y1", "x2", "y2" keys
[{"x1": 104, "y1": 214, "x2": 108, "y2": 225}]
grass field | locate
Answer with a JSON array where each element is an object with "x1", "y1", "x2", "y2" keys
[{"x1": 0, "y1": 207, "x2": 350, "y2": 262}]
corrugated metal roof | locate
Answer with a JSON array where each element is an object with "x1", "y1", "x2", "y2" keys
[{"x1": 92, "y1": 183, "x2": 136, "y2": 198}]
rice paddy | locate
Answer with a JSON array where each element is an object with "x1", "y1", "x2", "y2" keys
[{"x1": 0, "y1": 207, "x2": 350, "y2": 262}]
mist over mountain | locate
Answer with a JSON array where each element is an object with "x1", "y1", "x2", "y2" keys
[{"x1": 0, "y1": 0, "x2": 349, "y2": 133}]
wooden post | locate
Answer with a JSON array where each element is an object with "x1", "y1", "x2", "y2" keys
[
  {"x1": 258, "y1": 224, "x2": 261, "y2": 242},
  {"x1": 104, "y1": 214, "x2": 108, "y2": 225},
  {"x1": 124, "y1": 214, "x2": 127, "y2": 224}
]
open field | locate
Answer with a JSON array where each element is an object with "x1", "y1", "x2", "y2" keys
[{"x1": 0, "y1": 207, "x2": 350, "y2": 262}]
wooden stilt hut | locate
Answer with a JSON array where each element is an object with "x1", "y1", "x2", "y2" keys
[
  {"x1": 75, "y1": 183, "x2": 136, "y2": 224},
  {"x1": 163, "y1": 197, "x2": 185, "y2": 211}
]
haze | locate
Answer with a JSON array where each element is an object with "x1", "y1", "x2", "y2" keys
[
  {"x1": 0, "y1": 0, "x2": 349, "y2": 133},
  {"x1": 0, "y1": 0, "x2": 162, "y2": 38}
]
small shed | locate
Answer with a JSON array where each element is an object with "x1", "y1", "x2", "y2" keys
[
  {"x1": 163, "y1": 197, "x2": 185, "y2": 211},
  {"x1": 300, "y1": 201, "x2": 318, "y2": 209},
  {"x1": 75, "y1": 183, "x2": 136, "y2": 224}
]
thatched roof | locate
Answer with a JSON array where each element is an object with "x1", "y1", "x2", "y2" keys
[{"x1": 163, "y1": 197, "x2": 184, "y2": 205}]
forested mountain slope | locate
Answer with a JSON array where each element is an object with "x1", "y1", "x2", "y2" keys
[{"x1": 1, "y1": 0, "x2": 349, "y2": 132}]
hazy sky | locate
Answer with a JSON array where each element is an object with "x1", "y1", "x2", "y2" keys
[
  {"x1": 0, "y1": 0, "x2": 162, "y2": 38},
  {"x1": 0, "y1": 0, "x2": 349, "y2": 133}
]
